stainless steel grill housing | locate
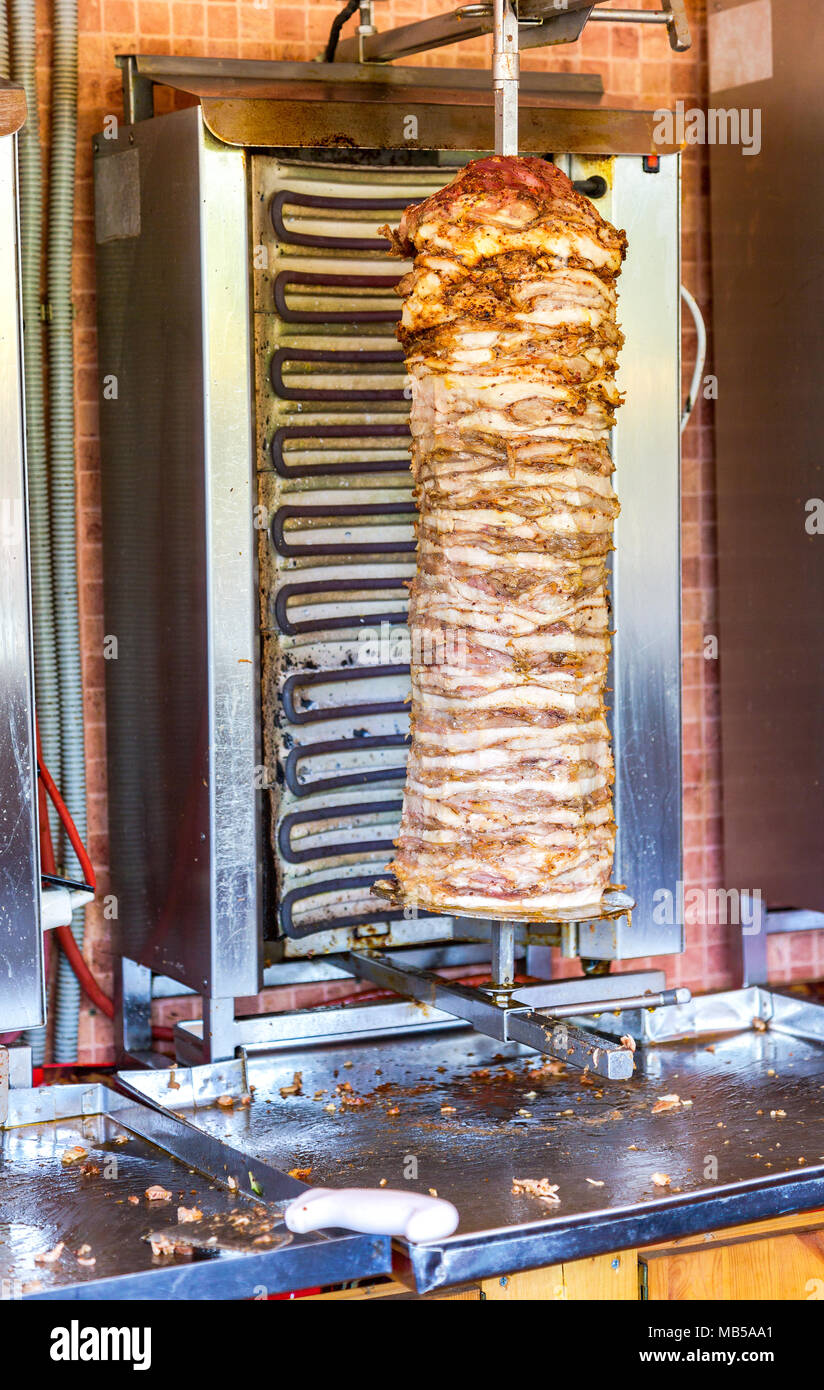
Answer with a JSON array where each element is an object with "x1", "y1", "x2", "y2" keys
[{"x1": 95, "y1": 90, "x2": 683, "y2": 1060}]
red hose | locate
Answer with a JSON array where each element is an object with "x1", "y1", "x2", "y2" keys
[
  {"x1": 37, "y1": 723, "x2": 112, "y2": 1019},
  {"x1": 34, "y1": 728, "x2": 527, "y2": 1048},
  {"x1": 36, "y1": 725, "x2": 174, "y2": 1041},
  {"x1": 37, "y1": 725, "x2": 95, "y2": 890}
]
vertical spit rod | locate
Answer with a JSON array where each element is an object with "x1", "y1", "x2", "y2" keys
[
  {"x1": 491, "y1": 1, "x2": 518, "y2": 995},
  {"x1": 490, "y1": 920, "x2": 517, "y2": 992},
  {"x1": 493, "y1": 0, "x2": 519, "y2": 157}
]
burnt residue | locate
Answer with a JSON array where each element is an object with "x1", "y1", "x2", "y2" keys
[{"x1": 151, "y1": 1024, "x2": 824, "y2": 1243}]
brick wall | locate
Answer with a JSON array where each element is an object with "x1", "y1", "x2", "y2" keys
[{"x1": 24, "y1": 0, "x2": 812, "y2": 1061}]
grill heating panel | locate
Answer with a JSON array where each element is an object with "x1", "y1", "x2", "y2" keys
[
  {"x1": 254, "y1": 156, "x2": 458, "y2": 953},
  {"x1": 252, "y1": 150, "x2": 683, "y2": 962}
]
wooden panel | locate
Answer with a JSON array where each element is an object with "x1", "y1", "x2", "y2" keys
[
  {"x1": 481, "y1": 1265, "x2": 566, "y2": 1301},
  {"x1": 482, "y1": 1252, "x2": 637, "y2": 1301},
  {"x1": 645, "y1": 1231, "x2": 824, "y2": 1301},
  {"x1": 563, "y1": 1251, "x2": 638, "y2": 1301},
  {"x1": 312, "y1": 1211, "x2": 824, "y2": 1300},
  {"x1": 306, "y1": 1279, "x2": 481, "y2": 1301},
  {"x1": 645, "y1": 1209, "x2": 824, "y2": 1256}
]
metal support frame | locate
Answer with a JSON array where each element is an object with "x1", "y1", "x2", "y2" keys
[
  {"x1": 116, "y1": 54, "x2": 154, "y2": 124},
  {"x1": 118, "y1": 956, "x2": 152, "y2": 1054},
  {"x1": 328, "y1": 952, "x2": 689, "y2": 1080},
  {"x1": 172, "y1": 966, "x2": 673, "y2": 1064},
  {"x1": 739, "y1": 901, "x2": 824, "y2": 989},
  {"x1": 335, "y1": 0, "x2": 690, "y2": 64}
]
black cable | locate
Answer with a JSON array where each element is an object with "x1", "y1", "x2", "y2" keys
[
  {"x1": 41, "y1": 871, "x2": 95, "y2": 895},
  {"x1": 324, "y1": 0, "x2": 360, "y2": 63}
]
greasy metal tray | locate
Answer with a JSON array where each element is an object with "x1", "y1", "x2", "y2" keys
[
  {"x1": 372, "y1": 878, "x2": 636, "y2": 925},
  {"x1": 0, "y1": 1081, "x2": 390, "y2": 1300},
  {"x1": 119, "y1": 988, "x2": 824, "y2": 1293}
]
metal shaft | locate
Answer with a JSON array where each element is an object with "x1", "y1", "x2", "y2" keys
[
  {"x1": 490, "y1": 920, "x2": 516, "y2": 989},
  {"x1": 493, "y1": 0, "x2": 519, "y2": 156},
  {"x1": 534, "y1": 987, "x2": 691, "y2": 1020}
]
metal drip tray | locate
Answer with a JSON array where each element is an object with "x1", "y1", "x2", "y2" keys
[
  {"x1": 119, "y1": 989, "x2": 824, "y2": 1293},
  {"x1": 0, "y1": 1083, "x2": 389, "y2": 1299},
  {"x1": 372, "y1": 880, "x2": 636, "y2": 925}
]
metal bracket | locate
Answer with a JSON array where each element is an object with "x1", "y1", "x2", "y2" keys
[
  {"x1": 333, "y1": 949, "x2": 690, "y2": 1080},
  {"x1": 335, "y1": 1, "x2": 690, "y2": 64},
  {"x1": 0, "y1": 1048, "x2": 8, "y2": 1128},
  {"x1": 739, "y1": 902, "x2": 824, "y2": 989},
  {"x1": 0, "y1": 1045, "x2": 33, "y2": 1119},
  {"x1": 116, "y1": 54, "x2": 155, "y2": 124}
]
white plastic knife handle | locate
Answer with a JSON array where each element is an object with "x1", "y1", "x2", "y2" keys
[{"x1": 283, "y1": 1187, "x2": 459, "y2": 1243}]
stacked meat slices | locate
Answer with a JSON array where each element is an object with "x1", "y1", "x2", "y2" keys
[{"x1": 382, "y1": 157, "x2": 627, "y2": 917}]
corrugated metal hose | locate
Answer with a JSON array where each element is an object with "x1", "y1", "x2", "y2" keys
[{"x1": 11, "y1": 0, "x2": 86, "y2": 1063}]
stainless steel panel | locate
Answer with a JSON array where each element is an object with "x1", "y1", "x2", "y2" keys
[
  {"x1": 575, "y1": 152, "x2": 683, "y2": 960},
  {"x1": 200, "y1": 123, "x2": 260, "y2": 996},
  {"x1": 120, "y1": 989, "x2": 824, "y2": 1293},
  {"x1": 1, "y1": 1082, "x2": 389, "y2": 1299},
  {"x1": 710, "y1": 0, "x2": 824, "y2": 913},
  {"x1": 0, "y1": 132, "x2": 44, "y2": 1032},
  {"x1": 95, "y1": 107, "x2": 259, "y2": 999}
]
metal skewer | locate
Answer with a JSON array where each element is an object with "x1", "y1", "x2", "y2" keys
[
  {"x1": 489, "y1": 919, "x2": 518, "y2": 1004},
  {"x1": 493, "y1": 0, "x2": 519, "y2": 156},
  {"x1": 356, "y1": 7, "x2": 681, "y2": 1081}
]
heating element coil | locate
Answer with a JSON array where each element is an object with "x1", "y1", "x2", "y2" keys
[{"x1": 256, "y1": 155, "x2": 461, "y2": 951}]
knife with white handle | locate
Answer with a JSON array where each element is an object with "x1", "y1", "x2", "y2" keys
[{"x1": 283, "y1": 1187, "x2": 459, "y2": 1243}]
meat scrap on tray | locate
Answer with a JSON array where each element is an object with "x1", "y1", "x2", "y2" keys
[{"x1": 380, "y1": 156, "x2": 627, "y2": 920}]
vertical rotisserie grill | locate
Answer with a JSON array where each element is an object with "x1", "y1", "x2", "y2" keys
[{"x1": 93, "y1": 62, "x2": 684, "y2": 1063}]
